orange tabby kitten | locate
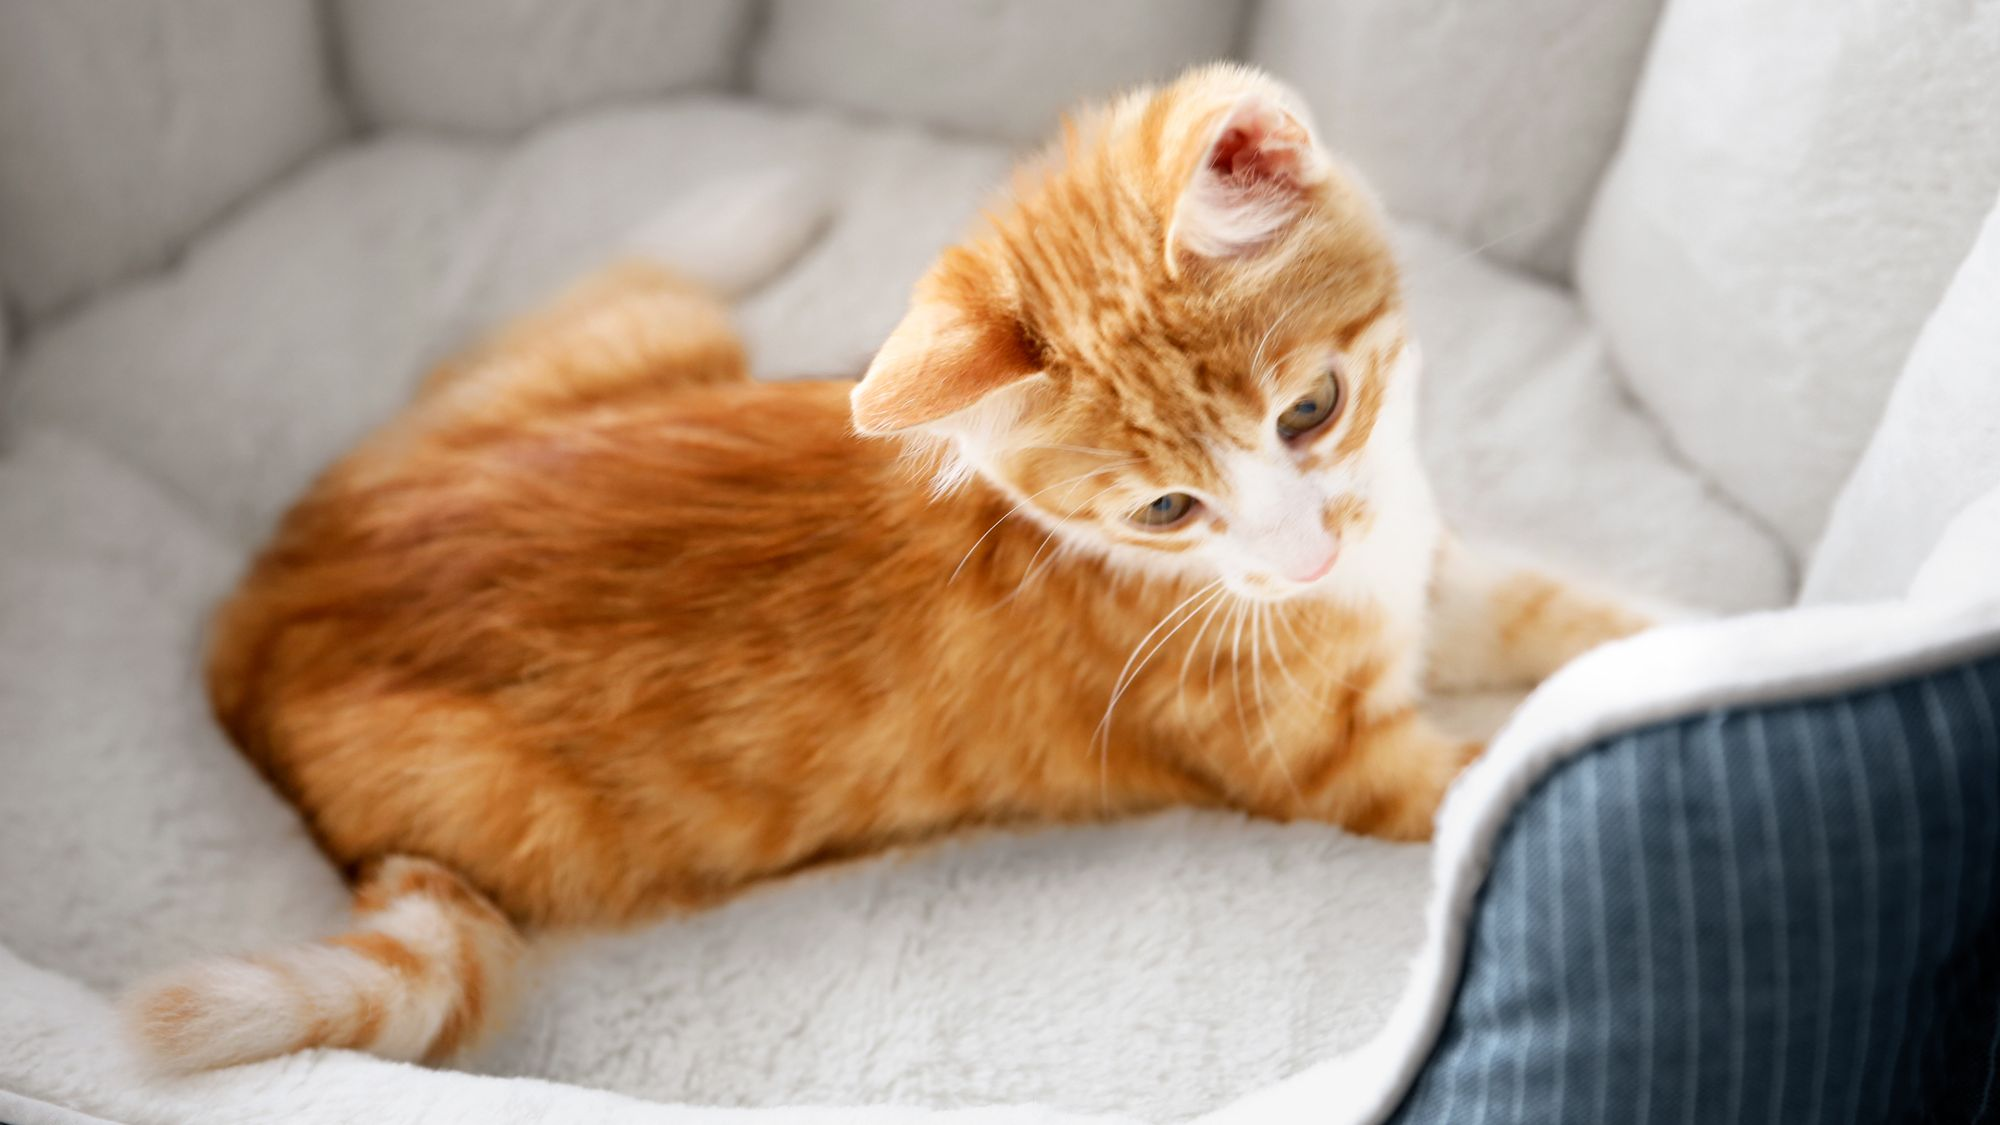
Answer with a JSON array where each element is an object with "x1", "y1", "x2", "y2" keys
[{"x1": 126, "y1": 64, "x2": 1648, "y2": 1071}]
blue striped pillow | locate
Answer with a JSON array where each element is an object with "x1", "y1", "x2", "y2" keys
[{"x1": 1390, "y1": 652, "x2": 2000, "y2": 1123}]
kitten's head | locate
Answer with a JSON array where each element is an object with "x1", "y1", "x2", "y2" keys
[{"x1": 852, "y1": 64, "x2": 1422, "y2": 602}]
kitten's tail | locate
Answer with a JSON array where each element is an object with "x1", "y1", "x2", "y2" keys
[{"x1": 121, "y1": 855, "x2": 525, "y2": 1072}]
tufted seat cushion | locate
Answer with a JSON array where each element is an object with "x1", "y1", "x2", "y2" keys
[
  {"x1": 0, "y1": 1, "x2": 343, "y2": 322},
  {"x1": 333, "y1": 0, "x2": 760, "y2": 136}
]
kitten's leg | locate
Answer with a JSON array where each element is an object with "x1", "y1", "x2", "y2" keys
[
  {"x1": 1260, "y1": 543, "x2": 1652, "y2": 842},
  {"x1": 419, "y1": 262, "x2": 750, "y2": 407},
  {"x1": 1278, "y1": 709, "x2": 1481, "y2": 842},
  {"x1": 1424, "y1": 537, "x2": 1655, "y2": 694}
]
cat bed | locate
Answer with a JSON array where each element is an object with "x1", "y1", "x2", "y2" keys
[{"x1": 5, "y1": 2, "x2": 1999, "y2": 1120}]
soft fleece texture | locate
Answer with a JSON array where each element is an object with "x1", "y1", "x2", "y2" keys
[
  {"x1": 335, "y1": 0, "x2": 758, "y2": 136},
  {"x1": 1914, "y1": 485, "x2": 2000, "y2": 608},
  {"x1": 751, "y1": 0, "x2": 1248, "y2": 144},
  {"x1": 0, "y1": 0, "x2": 344, "y2": 321},
  {"x1": 1805, "y1": 192, "x2": 2000, "y2": 604},
  {"x1": 1248, "y1": 0, "x2": 1667, "y2": 281},
  {"x1": 1578, "y1": 0, "x2": 2000, "y2": 553}
]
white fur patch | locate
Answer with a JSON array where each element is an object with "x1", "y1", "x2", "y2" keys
[
  {"x1": 1318, "y1": 344, "x2": 1441, "y2": 706},
  {"x1": 1216, "y1": 446, "x2": 1340, "y2": 584}
]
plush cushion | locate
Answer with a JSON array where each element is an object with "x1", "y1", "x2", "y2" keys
[
  {"x1": 0, "y1": 427, "x2": 348, "y2": 991},
  {"x1": 1247, "y1": 0, "x2": 1665, "y2": 281},
  {"x1": 1913, "y1": 485, "x2": 2000, "y2": 608},
  {"x1": 1804, "y1": 194, "x2": 2000, "y2": 605},
  {"x1": 735, "y1": 129, "x2": 1013, "y2": 379},
  {"x1": 1577, "y1": 1, "x2": 2000, "y2": 553},
  {"x1": 334, "y1": 0, "x2": 757, "y2": 136},
  {"x1": 751, "y1": 0, "x2": 1247, "y2": 143},
  {"x1": 0, "y1": 0, "x2": 343, "y2": 323},
  {"x1": 435, "y1": 100, "x2": 849, "y2": 354},
  {"x1": 7, "y1": 136, "x2": 503, "y2": 543},
  {"x1": 1390, "y1": 648, "x2": 2000, "y2": 1123},
  {"x1": 1397, "y1": 227, "x2": 1791, "y2": 611},
  {"x1": 3, "y1": 101, "x2": 866, "y2": 545}
]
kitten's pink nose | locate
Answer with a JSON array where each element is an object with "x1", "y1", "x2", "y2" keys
[{"x1": 1291, "y1": 550, "x2": 1338, "y2": 584}]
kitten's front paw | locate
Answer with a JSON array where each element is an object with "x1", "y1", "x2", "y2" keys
[
  {"x1": 1497, "y1": 571, "x2": 1680, "y2": 687},
  {"x1": 1369, "y1": 734, "x2": 1484, "y2": 843}
]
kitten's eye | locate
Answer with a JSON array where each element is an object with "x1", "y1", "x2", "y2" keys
[
  {"x1": 1131, "y1": 492, "x2": 1198, "y2": 528},
  {"x1": 1277, "y1": 370, "x2": 1342, "y2": 441}
]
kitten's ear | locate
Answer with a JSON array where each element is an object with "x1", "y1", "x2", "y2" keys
[
  {"x1": 1167, "y1": 92, "x2": 1328, "y2": 268},
  {"x1": 850, "y1": 299, "x2": 1039, "y2": 435}
]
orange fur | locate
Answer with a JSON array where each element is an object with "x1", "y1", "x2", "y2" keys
[
  {"x1": 1423, "y1": 536, "x2": 1656, "y2": 694},
  {"x1": 128, "y1": 64, "x2": 1648, "y2": 1071}
]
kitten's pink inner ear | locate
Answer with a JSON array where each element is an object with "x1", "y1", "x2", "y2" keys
[
  {"x1": 1168, "y1": 95, "x2": 1326, "y2": 267},
  {"x1": 850, "y1": 301, "x2": 1037, "y2": 435}
]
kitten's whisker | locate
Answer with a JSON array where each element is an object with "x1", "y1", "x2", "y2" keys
[
  {"x1": 1249, "y1": 602, "x2": 1268, "y2": 718},
  {"x1": 1000, "y1": 531, "x2": 1064, "y2": 611},
  {"x1": 1054, "y1": 466, "x2": 1136, "y2": 507},
  {"x1": 992, "y1": 479, "x2": 1127, "y2": 610},
  {"x1": 1248, "y1": 604, "x2": 1280, "y2": 744},
  {"x1": 1093, "y1": 581, "x2": 1227, "y2": 792},
  {"x1": 950, "y1": 469, "x2": 1103, "y2": 584},
  {"x1": 1253, "y1": 605, "x2": 1303, "y2": 801},
  {"x1": 1395, "y1": 222, "x2": 1540, "y2": 301},
  {"x1": 1250, "y1": 286, "x2": 1318, "y2": 386},
  {"x1": 1271, "y1": 603, "x2": 1359, "y2": 691},
  {"x1": 1226, "y1": 601, "x2": 1254, "y2": 748},
  {"x1": 1100, "y1": 582, "x2": 1226, "y2": 733},
  {"x1": 950, "y1": 464, "x2": 1132, "y2": 584},
  {"x1": 1263, "y1": 606, "x2": 1343, "y2": 716},
  {"x1": 1249, "y1": 603, "x2": 1277, "y2": 746},
  {"x1": 1175, "y1": 590, "x2": 1231, "y2": 725},
  {"x1": 1021, "y1": 442, "x2": 1133, "y2": 459},
  {"x1": 1206, "y1": 597, "x2": 1234, "y2": 697},
  {"x1": 1022, "y1": 523, "x2": 1064, "y2": 576}
]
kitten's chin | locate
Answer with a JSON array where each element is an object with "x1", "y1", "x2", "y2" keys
[{"x1": 1223, "y1": 572, "x2": 1337, "y2": 604}]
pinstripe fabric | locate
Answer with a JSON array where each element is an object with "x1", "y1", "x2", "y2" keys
[{"x1": 1390, "y1": 653, "x2": 2000, "y2": 1124}]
